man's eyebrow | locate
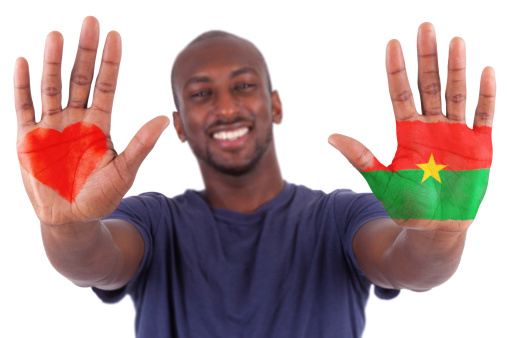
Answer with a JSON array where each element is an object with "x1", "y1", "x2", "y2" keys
[
  {"x1": 184, "y1": 68, "x2": 259, "y2": 89},
  {"x1": 184, "y1": 76, "x2": 211, "y2": 89},
  {"x1": 230, "y1": 67, "x2": 259, "y2": 79}
]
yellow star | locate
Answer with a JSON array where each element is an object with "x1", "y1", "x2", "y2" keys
[{"x1": 416, "y1": 153, "x2": 447, "y2": 183}]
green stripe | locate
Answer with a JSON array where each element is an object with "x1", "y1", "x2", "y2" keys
[{"x1": 361, "y1": 169, "x2": 490, "y2": 220}]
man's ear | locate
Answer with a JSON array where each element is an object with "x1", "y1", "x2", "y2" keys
[
  {"x1": 172, "y1": 111, "x2": 187, "y2": 142},
  {"x1": 271, "y1": 90, "x2": 283, "y2": 124}
]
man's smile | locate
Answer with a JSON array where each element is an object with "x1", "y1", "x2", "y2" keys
[
  {"x1": 209, "y1": 125, "x2": 251, "y2": 150},
  {"x1": 212, "y1": 127, "x2": 249, "y2": 141}
]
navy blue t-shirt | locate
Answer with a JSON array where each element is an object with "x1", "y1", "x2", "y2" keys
[{"x1": 93, "y1": 183, "x2": 399, "y2": 337}]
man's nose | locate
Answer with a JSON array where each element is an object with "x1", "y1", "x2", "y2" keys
[{"x1": 214, "y1": 91, "x2": 239, "y2": 117}]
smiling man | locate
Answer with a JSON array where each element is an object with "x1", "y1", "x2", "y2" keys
[
  {"x1": 15, "y1": 17, "x2": 495, "y2": 338},
  {"x1": 171, "y1": 31, "x2": 284, "y2": 212}
]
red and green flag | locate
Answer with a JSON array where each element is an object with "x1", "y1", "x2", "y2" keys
[{"x1": 361, "y1": 120, "x2": 492, "y2": 221}]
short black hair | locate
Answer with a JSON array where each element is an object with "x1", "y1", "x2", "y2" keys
[
  {"x1": 171, "y1": 30, "x2": 273, "y2": 111},
  {"x1": 188, "y1": 30, "x2": 236, "y2": 45}
]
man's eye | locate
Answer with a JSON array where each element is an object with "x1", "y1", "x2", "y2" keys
[
  {"x1": 235, "y1": 83, "x2": 255, "y2": 90},
  {"x1": 191, "y1": 90, "x2": 211, "y2": 98}
]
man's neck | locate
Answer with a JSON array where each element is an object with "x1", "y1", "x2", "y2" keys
[{"x1": 199, "y1": 146, "x2": 284, "y2": 214}]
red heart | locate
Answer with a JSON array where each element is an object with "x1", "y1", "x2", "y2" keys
[{"x1": 18, "y1": 122, "x2": 108, "y2": 203}]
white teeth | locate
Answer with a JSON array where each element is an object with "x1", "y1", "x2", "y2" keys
[{"x1": 213, "y1": 127, "x2": 249, "y2": 141}]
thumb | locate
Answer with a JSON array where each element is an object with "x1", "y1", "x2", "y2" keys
[
  {"x1": 118, "y1": 115, "x2": 170, "y2": 176},
  {"x1": 328, "y1": 133, "x2": 384, "y2": 172}
]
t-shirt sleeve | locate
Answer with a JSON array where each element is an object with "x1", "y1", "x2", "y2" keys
[
  {"x1": 332, "y1": 190, "x2": 400, "y2": 300},
  {"x1": 92, "y1": 193, "x2": 164, "y2": 303}
]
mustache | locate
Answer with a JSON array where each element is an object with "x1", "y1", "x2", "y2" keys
[{"x1": 206, "y1": 116, "x2": 253, "y2": 130}]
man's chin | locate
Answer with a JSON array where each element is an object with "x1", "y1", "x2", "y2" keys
[
  {"x1": 200, "y1": 136, "x2": 272, "y2": 177},
  {"x1": 207, "y1": 161, "x2": 258, "y2": 176}
]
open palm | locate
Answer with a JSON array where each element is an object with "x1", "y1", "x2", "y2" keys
[
  {"x1": 15, "y1": 17, "x2": 169, "y2": 225},
  {"x1": 329, "y1": 23, "x2": 495, "y2": 231}
]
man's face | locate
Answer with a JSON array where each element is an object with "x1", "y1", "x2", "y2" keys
[{"x1": 172, "y1": 36, "x2": 282, "y2": 176}]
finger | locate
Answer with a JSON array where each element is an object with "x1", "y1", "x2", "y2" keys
[
  {"x1": 14, "y1": 57, "x2": 36, "y2": 130},
  {"x1": 114, "y1": 116, "x2": 170, "y2": 187},
  {"x1": 417, "y1": 22, "x2": 443, "y2": 117},
  {"x1": 41, "y1": 31, "x2": 63, "y2": 121},
  {"x1": 68, "y1": 16, "x2": 100, "y2": 110},
  {"x1": 445, "y1": 37, "x2": 467, "y2": 123},
  {"x1": 386, "y1": 39, "x2": 418, "y2": 121},
  {"x1": 328, "y1": 134, "x2": 384, "y2": 172},
  {"x1": 474, "y1": 67, "x2": 495, "y2": 128},
  {"x1": 89, "y1": 31, "x2": 121, "y2": 131}
]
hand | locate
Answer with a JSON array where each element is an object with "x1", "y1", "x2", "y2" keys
[
  {"x1": 15, "y1": 17, "x2": 169, "y2": 225},
  {"x1": 328, "y1": 23, "x2": 495, "y2": 232}
]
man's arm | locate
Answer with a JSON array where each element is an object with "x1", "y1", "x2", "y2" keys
[
  {"x1": 41, "y1": 219, "x2": 144, "y2": 290},
  {"x1": 328, "y1": 23, "x2": 495, "y2": 291},
  {"x1": 352, "y1": 218, "x2": 466, "y2": 291},
  {"x1": 15, "y1": 17, "x2": 168, "y2": 290}
]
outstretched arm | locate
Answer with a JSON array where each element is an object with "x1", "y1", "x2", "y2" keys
[
  {"x1": 15, "y1": 17, "x2": 169, "y2": 289},
  {"x1": 329, "y1": 23, "x2": 495, "y2": 291}
]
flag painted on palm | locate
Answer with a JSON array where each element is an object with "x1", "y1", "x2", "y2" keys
[{"x1": 361, "y1": 120, "x2": 492, "y2": 221}]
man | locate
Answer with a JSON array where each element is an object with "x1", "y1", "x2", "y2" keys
[{"x1": 14, "y1": 16, "x2": 495, "y2": 337}]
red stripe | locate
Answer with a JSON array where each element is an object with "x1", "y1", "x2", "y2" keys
[{"x1": 363, "y1": 120, "x2": 492, "y2": 172}]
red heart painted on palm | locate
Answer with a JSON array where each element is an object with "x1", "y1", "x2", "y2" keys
[{"x1": 18, "y1": 122, "x2": 108, "y2": 203}]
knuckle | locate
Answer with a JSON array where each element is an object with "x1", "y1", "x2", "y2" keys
[
  {"x1": 16, "y1": 102, "x2": 34, "y2": 113},
  {"x1": 42, "y1": 108, "x2": 61, "y2": 117},
  {"x1": 91, "y1": 104, "x2": 111, "y2": 115},
  {"x1": 78, "y1": 44, "x2": 98, "y2": 53},
  {"x1": 422, "y1": 70, "x2": 439, "y2": 75},
  {"x1": 479, "y1": 93, "x2": 495, "y2": 99},
  {"x1": 446, "y1": 93, "x2": 466, "y2": 103},
  {"x1": 449, "y1": 78, "x2": 465, "y2": 84},
  {"x1": 44, "y1": 61, "x2": 62, "y2": 68},
  {"x1": 421, "y1": 83, "x2": 441, "y2": 95},
  {"x1": 71, "y1": 73, "x2": 93, "y2": 86},
  {"x1": 418, "y1": 52, "x2": 438, "y2": 59},
  {"x1": 42, "y1": 87, "x2": 61, "y2": 97},
  {"x1": 392, "y1": 90, "x2": 412, "y2": 102},
  {"x1": 475, "y1": 110, "x2": 491, "y2": 122},
  {"x1": 21, "y1": 102, "x2": 34, "y2": 110},
  {"x1": 102, "y1": 59, "x2": 120, "y2": 67},
  {"x1": 422, "y1": 106, "x2": 442, "y2": 115},
  {"x1": 95, "y1": 81, "x2": 115, "y2": 94},
  {"x1": 448, "y1": 66, "x2": 466, "y2": 73},
  {"x1": 356, "y1": 148, "x2": 373, "y2": 171},
  {"x1": 387, "y1": 67, "x2": 406, "y2": 76},
  {"x1": 446, "y1": 112, "x2": 465, "y2": 122},
  {"x1": 68, "y1": 99, "x2": 87, "y2": 109},
  {"x1": 14, "y1": 84, "x2": 30, "y2": 91},
  {"x1": 133, "y1": 134, "x2": 149, "y2": 153}
]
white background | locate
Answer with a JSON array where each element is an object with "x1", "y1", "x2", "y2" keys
[{"x1": 1, "y1": 0, "x2": 506, "y2": 337}]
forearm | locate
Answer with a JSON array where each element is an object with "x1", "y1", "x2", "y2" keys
[
  {"x1": 41, "y1": 220, "x2": 119, "y2": 288},
  {"x1": 385, "y1": 227, "x2": 467, "y2": 291}
]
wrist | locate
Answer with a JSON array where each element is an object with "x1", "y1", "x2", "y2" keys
[
  {"x1": 394, "y1": 218, "x2": 473, "y2": 233},
  {"x1": 40, "y1": 219, "x2": 104, "y2": 251}
]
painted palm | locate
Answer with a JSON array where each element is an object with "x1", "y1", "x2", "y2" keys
[{"x1": 361, "y1": 120, "x2": 492, "y2": 221}]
